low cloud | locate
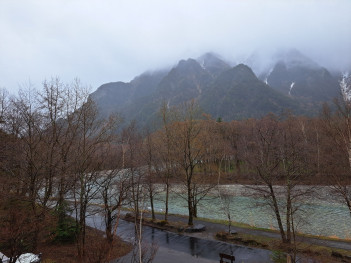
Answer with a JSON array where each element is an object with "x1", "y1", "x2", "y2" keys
[{"x1": 1, "y1": 0, "x2": 350, "y2": 93}]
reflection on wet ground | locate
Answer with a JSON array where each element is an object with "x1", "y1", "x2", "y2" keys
[{"x1": 86, "y1": 215, "x2": 273, "y2": 263}]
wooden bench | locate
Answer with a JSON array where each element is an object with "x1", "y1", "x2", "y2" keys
[{"x1": 219, "y1": 253, "x2": 235, "y2": 263}]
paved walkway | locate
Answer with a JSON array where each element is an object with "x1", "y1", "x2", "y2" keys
[
  {"x1": 146, "y1": 212, "x2": 351, "y2": 251},
  {"x1": 99, "y1": 213, "x2": 274, "y2": 263}
]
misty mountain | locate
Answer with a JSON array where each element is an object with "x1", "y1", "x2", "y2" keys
[
  {"x1": 155, "y1": 58, "x2": 212, "y2": 106},
  {"x1": 197, "y1": 52, "x2": 232, "y2": 78},
  {"x1": 90, "y1": 51, "x2": 340, "y2": 126},
  {"x1": 250, "y1": 49, "x2": 340, "y2": 103},
  {"x1": 264, "y1": 62, "x2": 339, "y2": 102},
  {"x1": 91, "y1": 70, "x2": 167, "y2": 119},
  {"x1": 199, "y1": 64, "x2": 302, "y2": 120}
]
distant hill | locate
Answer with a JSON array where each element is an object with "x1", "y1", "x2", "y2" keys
[{"x1": 90, "y1": 51, "x2": 341, "y2": 127}]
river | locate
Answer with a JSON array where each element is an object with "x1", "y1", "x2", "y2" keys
[{"x1": 145, "y1": 184, "x2": 351, "y2": 239}]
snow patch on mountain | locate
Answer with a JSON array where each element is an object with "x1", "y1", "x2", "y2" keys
[
  {"x1": 196, "y1": 84, "x2": 202, "y2": 94},
  {"x1": 340, "y1": 72, "x2": 351, "y2": 101},
  {"x1": 289, "y1": 82, "x2": 295, "y2": 96},
  {"x1": 200, "y1": 60, "x2": 206, "y2": 70},
  {"x1": 264, "y1": 68, "x2": 273, "y2": 85}
]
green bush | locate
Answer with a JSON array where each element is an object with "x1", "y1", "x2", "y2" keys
[
  {"x1": 51, "y1": 201, "x2": 78, "y2": 244},
  {"x1": 52, "y1": 216, "x2": 78, "y2": 244},
  {"x1": 271, "y1": 250, "x2": 286, "y2": 263}
]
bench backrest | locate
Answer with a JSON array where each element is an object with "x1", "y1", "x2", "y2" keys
[{"x1": 219, "y1": 253, "x2": 235, "y2": 263}]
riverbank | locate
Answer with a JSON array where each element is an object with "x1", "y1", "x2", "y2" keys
[
  {"x1": 140, "y1": 184, "x2": 350, "y2": 239},
  {"x1": 126, "y1": 212, "x2": 351, "y2": 263}
]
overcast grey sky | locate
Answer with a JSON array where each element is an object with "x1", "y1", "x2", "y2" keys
[{"x1": 1, "y1": 0, "x2": 350, "y2": 94}]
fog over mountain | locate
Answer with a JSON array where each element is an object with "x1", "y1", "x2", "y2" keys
[
  {"x1": 1, "y1": 0, "x2": 350, "y2": 94},
  {"x1": 90, "y1": 51, "x2": 340, "y2": 127}
]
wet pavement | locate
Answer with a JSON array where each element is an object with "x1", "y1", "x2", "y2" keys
[
  {"x1": 151, "y1": 213, "x2": 351, "y2": 252},
  {"x1": 86, "y1": 214, "x2": 274, "y2": 263}
]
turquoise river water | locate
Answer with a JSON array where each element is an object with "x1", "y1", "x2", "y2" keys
[{"x1": 144, "y1": 185, "x2": 351, "y2": 239}]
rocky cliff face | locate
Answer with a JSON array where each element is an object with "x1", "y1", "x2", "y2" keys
[{"x1": 90, "y1": 51, "x2": 341, "y2": 126}]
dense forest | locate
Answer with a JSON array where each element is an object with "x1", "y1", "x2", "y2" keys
[{"x1": 1, "y1": 78, "x2": 351, "y2": 262}]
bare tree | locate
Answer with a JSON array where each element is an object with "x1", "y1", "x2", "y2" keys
[
  {"x1": 0, "y1": 88, "x2": 9, "y2": 126},
  {"x1": 128, "y1": 182, "x2": 158, "y2": 263},
  {"x1": 321, "y1": 76, "x2": 351, "y2": 219},
  {"x1": 5, "y1": 85, "x2": 54, "y2": 250},
  {"x1": 0, "y1": 108, "x2": 41, "y2": 262},
  {"x1": 54, "y1": 80, "x2": 89, "y2": 222},
  {"x1": 69, "y1": 96, "x2": 119, "y2": 262},
  {"x1": 169, "y1": 101, "x2": 213, "y2": 225},
  {"x1": 157, "y1": 101, "x2": 177, "y2": 223},
  {"x1": 97, "y1": 172, "x2": 130, "y2": 261},
  {"x1": 218, "y1": 190, "x2": 234, "y2": 234},
  {"x1": 0, "y1": 84, "x2": 61, "y2": 258},
  {"x1": 243, "y1": 114, "x2": 313, "y2": 244},
  {"x1": 38, "y1": 78, "x2": 69, "y2": 209},
  {"x1": 121, "y1": 121, "x2": 144, "y2": 219},
  {"x1": 140, "y1": 129, "x2": 159, "y2": 221},
  {"x1": 0, "y1": 197, "x2": 43, "y2": 263},
  {"x1": 0, "y1": 80, "x2": 129, "y2": 262},
  {"x1": 97, "y1": 142, "x2": 131, "y2": 253}
]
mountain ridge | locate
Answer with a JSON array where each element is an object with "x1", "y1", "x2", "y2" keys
[{"x1": 90, "y1": 51, "x2": 341, "y2": 126}]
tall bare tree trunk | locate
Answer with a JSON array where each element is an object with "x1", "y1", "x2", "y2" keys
[{"x1": 269, "y1": 184, "x2": 287, "y2": 243}]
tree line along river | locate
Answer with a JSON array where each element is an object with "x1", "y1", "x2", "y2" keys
[{"x1": 143, "y1": 184, "x2": 351, "y2": 240}]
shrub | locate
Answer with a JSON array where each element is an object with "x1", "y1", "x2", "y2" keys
[
  {"x1": 51, "y1": 201, "x2": 78, "y2": 244},
  {"x1": 51, "y1": 216, "x2": 78, "y2": 244}
]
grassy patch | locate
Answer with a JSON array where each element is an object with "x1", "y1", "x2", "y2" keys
[
  {"x1": 216, "y1": 231, "x2": 274, "y2": 249},
  {"x1": 215, "y1": 231, "x2": 351, "y2": 263},
  {"x1": 195, "y1": 216, "x2": 351, "y2": 244},
  {"x1": 195, "y1": 216, "x2": 267, "y2": 230},
  {"x1": 138, "y1": 211, "x2": 351, "y2": 262},
  {"x1": 125, "y1": 213, "x2": 188, "y2": 233}
]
